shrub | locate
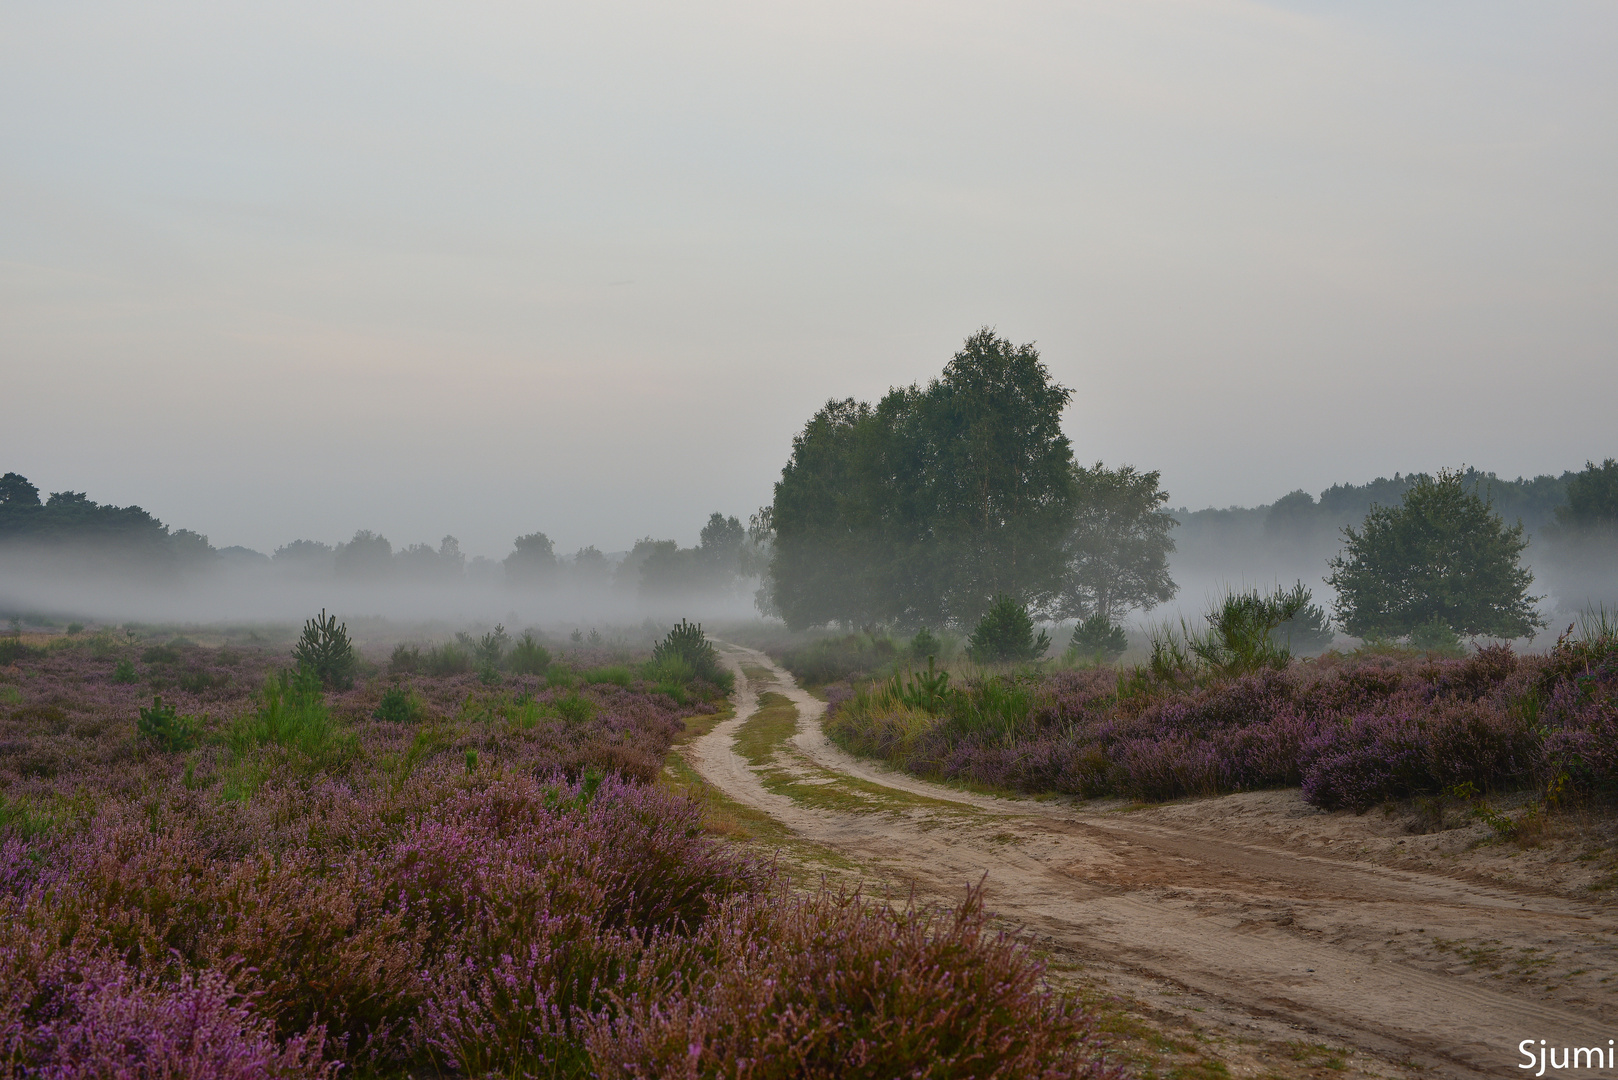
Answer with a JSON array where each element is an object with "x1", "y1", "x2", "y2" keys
[
  {"x1": 967, "y1": 595, "x2": 1050, "y2": 664},
  {"x1": 777, "y1": 634, "x2": 899, "y2": 684},
  {"x1": 227, "y1": 670, "x2": 356, "y2": 785},
  {"x1": 141, "y1": 643, "x2": 181, "y2": 665},
  {"x1": 292, "y1": 610, "x2": 356, "y2": 690},
  {"x1": 507, "y1": 632, "x2": 552, "y2": 676},
  {"x1": 424, "y1": 643, "x2": 472, "y2": 677},
  {"x1": 1067, "y1": 615, "x2": 1127, "y2": 662},
  {"x1": 0, "y1": 951, "x2": 334, "y2": 1079},
  {"x1": 0, "y1": 640, "x2": 35, "y2": 665},
  {"x1": 1190, "y1": 583, "x2": 1315, "y2": 676},
  {"x1": 588, "y1": 885, "x2": 1121, "y2": 1080},
  {"x1": 475, "y1": 624, "x2": 510, "y2": 669},
  {"x1": 137, "y1": 695, "x2": 200, "y2": 753},
  {"x1": 652, "y1": 619, "x2": 731, "y2": 690},
  {"x1": 552, "y1": 691, "x2": 597, "y2": 725},
  {"x1": 373, "y1": 684, "x2": 426, "y2": 724},
  {"x1": 583, "y1": 664, "x2": 634, "y2": 688},
  {"x1": 111, "y1": 658, "x2": 139, "y2": 684},
  {"x1": 910, "y1": 627, "x2": 941, "y2": 660},
  {"x1": 388, "y1": 643, "x2": 422, "y2": 675}
]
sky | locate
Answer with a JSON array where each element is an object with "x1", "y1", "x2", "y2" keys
[{"x1": 3, "y1": 1, "x2": 1615, "y2": 560}]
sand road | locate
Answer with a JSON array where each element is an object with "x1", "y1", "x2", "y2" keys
[{"x1": 685, "y1": 644, "x2": 1616, "y2": 1080}]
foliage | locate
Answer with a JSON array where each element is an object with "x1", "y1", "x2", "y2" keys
[
  {"x1": 1271, "y1": 592, "x2": 1335, "y2": 655},
  {"x1": 292, "y1": 609, "x2": 357, "y2": 690},
  {"x1": 776, "y1": 633, "x2": 900, "y2": 685},
  {"x1": 909, "y1": 627, "x2": 941, "y2": 660},
  {"x1": 652, "y1": 619, "x2": 730, "y2": 689},
  {"x1": 1189, "y1": 583, "x2": 1316, "y2": 676},
  {"x1": 0, "y1": 640, "x2": 40, "y2": 665},
  {"x1": 1059, "y1": 462, "x2": 1177, "y2": 623},
  {"x1": 768, "y1": 328, "x2": 1076, "y2": 630},
  {"x1": 137, "y1": 695, "x2": 200, "y2": 752},
  {"x1": 507, "y1": 631, "x2": 553, "y2": 675},
  {"x1": 388, "y1": 643, "x2": 421, "y2": 675},
  {"x1": 967, "y1": 595, "x2": 1051, "y2": 664},
  {"x1": 1327, "y1": 469, "x2": 1544, "y2": 640},
  {"x1": 589, "y1": 885, "x2": 1119, "y2": 1080},
  {"x1": 423, "y1": 642, "x2": 472, "y2": 677},
  {"x1": 373, "y1": 684, "x2": 426, "y2": 724},
  {"x1": 0, "y1": 636, "x2": 1122, "y2": 1078},
  {"x1": 332, "y1": 530, "x2": 392, "y2": 581},
  {"x1": 1554, "y1": 458, "x2": 1618, "y2": 530},
  {"x1": 227, "y1": 669, "x2": 357, "y2": 784},
  {"x1": 504, "y1": 531, "x2": 557, "y2": 586},
  {"x1": 1406, "y1": 618, "x2": 1464, "y2": 656},
  {"x1": 1067, "y1": 615, "x2": 1128, "y2": 662}
]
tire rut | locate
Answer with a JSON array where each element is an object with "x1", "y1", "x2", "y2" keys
[{"x1": 688, "y1": 644, "x2": 1616, "y2": 1080}]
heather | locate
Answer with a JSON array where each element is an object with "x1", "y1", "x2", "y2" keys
[
  {"x1": 0, "y1": 631, "x2": 1120, "y2": 1078},
  {"x1": 826, "y1": 621, "x2": 1618, "y2": 814}
]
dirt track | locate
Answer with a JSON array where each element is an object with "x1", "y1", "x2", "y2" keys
[{"x1": 685, "y1": 644, "x2": 1617, "y2": 1080}]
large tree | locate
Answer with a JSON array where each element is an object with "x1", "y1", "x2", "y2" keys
[
  {"x1": 1057, "y1": 463, "x2": 1177, "y2": 624},
  {"x1": 768, "y1": 329, "x2": 1075, "y2": 630},
  {"x1": 1327, "y1": 469, "x2": 1544, "y2": 639}
]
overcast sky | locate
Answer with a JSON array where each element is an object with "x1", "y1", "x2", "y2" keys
[{"x1": 4, "y1": 1, "x2": 1615, "y2": 558}]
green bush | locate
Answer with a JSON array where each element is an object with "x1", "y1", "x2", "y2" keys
[
  {"x1": 475, "y1": 624, "x2": 510, "y2": 668},
  {"x1": 0, "y1": 640, "x2": 38, "y2": 665},
  {"x1": 424, "y1": 643, "x2": 472, "y2": 677},
  {"x1": 140, "y1": 644, "x2": 181, "y2": 665},
  {"x1": 1190, "y1": 584, "x2": 1314, "y2": 676},
  {"x1": 553, "y1": 691, "x2": 597, "y2": 725},
  {"x1": 137, "y1": 695, "x2": 200, "y2": 753},
  {"x1": 1066, "y1": 615, "x2": 1127, "y2": 662},
  {"x1": 227, "y1": 669, "x2": 357, "y2": 787},
  {"x1": 388, "y1": 644, "x2": 422, "y2": 675},
  {"x1": 967, "y1": 596, "x2": 1049, "y2": 664},
  {"x1": 777, "y1": 634, "x2": 899, "y2": 684},
  {"x1": 373, "y1": 684, "x2": 426, "y2": 724},
  {"x1": 909, "y1": 628, "x2": 941, "y2": 661},
  {"x1": 507, "y1": 632, "x2": 552, "y2": 675},
  {"x1": 653, "y1": 619, "x2": 732, "y2": 691},
  {"x1": 584, "y1": 664, "x2": 634, "y2": 688},
  {"x1": 292, "y1": 609, "x2": 357, "y2": 689},
  {"x1": 111, "y1": 658, "x2": 139, "y2": 684}
]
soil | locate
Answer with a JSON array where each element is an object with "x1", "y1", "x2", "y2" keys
[{"x1": 683, "y1": 644, "x2": 1618, "y2": 1080}]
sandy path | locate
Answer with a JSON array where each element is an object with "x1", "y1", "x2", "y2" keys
[{"x1": 686, "y1": 644, "x2": 1616, "y2": 1080}]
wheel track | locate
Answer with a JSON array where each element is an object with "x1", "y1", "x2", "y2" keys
[{"x1": 687, "y1": 644, "x2": 1615, "y2": 1079}]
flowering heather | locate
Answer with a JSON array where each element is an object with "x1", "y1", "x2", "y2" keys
[
  {"x1": 0, "y1": 634, "x2": 1120, "y2": 1077},
  {"x1": 827, "y1": 637, "x2": 1618, "y2": 812}
]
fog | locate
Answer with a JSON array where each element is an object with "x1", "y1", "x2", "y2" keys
[{"x1": 4, "y1": 2, "x2": 1618, "y2": 561}]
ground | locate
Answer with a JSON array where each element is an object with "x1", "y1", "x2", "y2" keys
[{"x1": 669, "y1": 644, "x2": 1618, "y2": 1080}]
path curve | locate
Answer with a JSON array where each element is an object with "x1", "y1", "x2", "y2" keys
[{"x1": 687, "y1": 643, "x2": 1615, "y2": 1080}]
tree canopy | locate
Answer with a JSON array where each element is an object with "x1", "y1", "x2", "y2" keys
[
  {"x1": 767, "y1": 329, "x2": 1076, "y2": 630},
  {"x1": 1326, "y1": 469, "x2": 1544, "y2": 640},
  {"x1": 1058, "y1": 463, "x2": 1177, "y2": 624}
]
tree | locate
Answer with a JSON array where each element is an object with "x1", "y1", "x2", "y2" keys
[
  {"x1": 767, "y1": 329, "x2": 1075, "y2": 630},
  {"x1": 1555, "y1": 458, "x2": 1618, "y2": 533},
  {"x1": 293, "y1": 609, "x2": 356, "y2": 689},
  {"x1": 503, "y1": 532, "x2": 556, "y2": 587},
  {"x1": 0, "y1": 473, "x2": 40, "y2": 508},
  {"x1": 967, "y1": 594, "x2": 1051, "y2": 663},
  {"x1": 1327, "y1": 469, "x2": 1544, "y2": 640},
  {"x1": 334, "y1": 530, "x2": 392, "y2": 581},
  {"x1": 1057, "y1": 463, "x2": 1177, "y2": 624}
]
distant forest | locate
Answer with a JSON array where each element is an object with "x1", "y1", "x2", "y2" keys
[{"x1": 3, "y1": 451, "x2": 1613, "y2": 617}]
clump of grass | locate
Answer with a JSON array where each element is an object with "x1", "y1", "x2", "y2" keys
[{"x1": 224, "y1": 669, "x2": 356, "y2": 798}]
